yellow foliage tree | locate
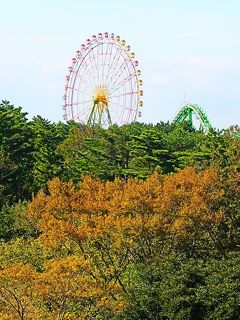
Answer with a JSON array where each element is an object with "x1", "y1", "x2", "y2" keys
[
  {"x1": 26, "y1": 167, "x2": 225, "y2": 316},
  {"x1": 0, "y1": 263, "x2": 39, "y2": 320}
]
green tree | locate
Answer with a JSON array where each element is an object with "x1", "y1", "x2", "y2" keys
[
  {"x1": 117, "y1": 253, "x2": 240, "y2": 320},
  {"x1": 58, "y1": 121, "x2": 207, "y2": 181},
  {"x1": 0, "y1": 100, "x2": 33, "y2": 202},
  {"x1": 29, "y1": 116, "x2": 68, "y2": 192}
]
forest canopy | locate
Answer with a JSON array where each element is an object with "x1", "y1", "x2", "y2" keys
[{"x1": 0, "y1": 100, "x2": 239, "y2": 319}]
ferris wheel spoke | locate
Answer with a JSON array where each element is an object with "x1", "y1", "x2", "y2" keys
[
  {"x1": 101, "y1": 42, "x2": 109, "y2": 83},
  {"x1": 104, "y1": 40, "x2": 114, "y2": 84},
  {"x1": 80, "y1": 70, "x2": 97, "y2": 88},
  {"x1": 78, "y1": 74, "x2": 97, "y2": 97},
  {"x1": 106, "y1": 49, "x2": 132, "y2": 88},
  {"x1": 108, "y1": 61, "x2": 133, "y2": 91},
  {"x1": 108, "y1": 65, "x2": 132, "y2": 94},
  {"x1": 94, "y1": 45, "x2": 101, "y2": 85},
  {"x1": 106, "y1": 61, "x2": 127, "y2": 89},
  {"x1": 75, "y1": 63, "x2": 91, "y2": 82},
  {"x1": 79, "y1": 57, "x2": 98, "y2": 84},
  {"x1": 99, "y1": 44, "x2": 106, "y2": 84},
  {"x1": 84, "y1": 48, "x2": 99, "y2": 87},
  {"x1": 104, "y1": 44, "x2": 119, "y2": 82},
  {"x1": 110, "y1": 77, "x2": 137, "y2": 97},
  {"x1": 106, "y1": 52, "x2": 125, "y2": 87},
  {"x1": 81, "y1": 107, "x2": 94, "y2": 119},
  {"x1": 90, "y1": 44, "x2": 101, "y2": 81},
  {"x1": 89, "y1": 45, "x2": 101, "y2": 84},
  {"x1": 101, "y1": 42, "x2": 105, "y2": 82},
  {"x1": 110, "y1": 91, "x2": 138, "y2": 98},
  {"x1": 102, "y1": 42, "x2": 110, "y2": 85},
  {"x1": 105, "y1": 45, "x2": 123, "y2": 85},
  {"x1": 95, "y1": 43, "x2": 102, "y2": 84},
  {"x1": 74, "y1": 99, "x2": 93, "y2": 105},
  {"x1": 74, "y1": 104, "x2": 93, "y2": 121},
  {"x1": 75, "y1": 57, "x2": 89, "y2": 75}
]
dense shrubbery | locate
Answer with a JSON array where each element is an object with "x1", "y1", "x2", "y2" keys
[{"x1": 0, "y1": 100, "x2": 239, "y2": 319}]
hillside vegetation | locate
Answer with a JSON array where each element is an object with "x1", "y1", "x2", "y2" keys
[{"x1": 0, "y1": 100, "x2": 239, "y2": 319}]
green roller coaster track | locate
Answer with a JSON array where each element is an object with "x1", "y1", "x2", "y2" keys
[{"x1": 171, "y1": 103, "x2": 212, "y2": 132}]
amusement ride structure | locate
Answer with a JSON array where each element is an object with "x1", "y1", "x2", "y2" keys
[
  {"x1": 63, "y1": 32, "x2": 212, "y2": 131},
  {"x1": 171, "y1": 103, "x2": 212, "y2": 132},
  {"x1": 63, "y1": 32, "x2": 143, "y2": 127}
]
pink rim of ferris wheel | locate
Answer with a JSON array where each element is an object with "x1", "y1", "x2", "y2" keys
[{"x1": 63, "y1": 32, "x2": 143, "y2": 127}]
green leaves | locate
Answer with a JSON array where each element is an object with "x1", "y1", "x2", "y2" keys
[
  {"x1": 58, "y1": 121, "x2": 208, "y2": 181},
  {"x1": 29, "y1": 116, "x2": 68, "y2": 192},
  {"x1": 0, "y1": 201, "x2": 38, "y2": 241},
  {"x1": 119, "y1": 253, "x2": 240, "y2": 320},
  {"x1": 0, "y1": 100, "x2": 33, "y2": 202}
]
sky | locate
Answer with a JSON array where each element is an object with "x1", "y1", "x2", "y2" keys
[{"x1": 0, "y1": 0, "x2": 240, "y2": 129}]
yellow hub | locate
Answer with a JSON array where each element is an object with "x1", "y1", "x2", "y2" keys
[{"x1": 93, "y1": 85, "x2": 109, "y2": 110}]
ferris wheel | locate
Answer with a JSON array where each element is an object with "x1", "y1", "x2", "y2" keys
[{"x1": 63, "y1": 32, "x2": 143, "y2": 127}]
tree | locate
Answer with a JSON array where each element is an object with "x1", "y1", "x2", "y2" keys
[
  {"x1": 58, "y1": 122, "x2": 207, "y2": 181},
  {"x1": 0, "y1": 263, "x2": 38, "y2": 320},
  {"x1": 116, "y1": 252, "x2": 240, "y2": 320},
  {"x1": 0, "y1": 202, "x2": 38, "y2": 241},
  {"x1": 29, "y1": 116, "x2": 68, "y2": 193},
  {"x1": 0, "y1": 146, "x2": 17, "y2": 206},
  {"x1": 0, "y1": 100, "x2": 33, "y2": 202}
]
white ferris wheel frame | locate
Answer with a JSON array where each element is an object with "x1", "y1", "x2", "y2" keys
[{"x1": 63, "y1": 32, "x2": 143, "y2": 127}]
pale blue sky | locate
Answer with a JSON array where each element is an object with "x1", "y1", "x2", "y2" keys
[{"x1": 0, "y1": 0, "x2": 240, "y2": 128}]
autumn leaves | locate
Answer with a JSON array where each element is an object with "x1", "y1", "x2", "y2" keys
[
  {"x1": 0, "y1": 165, "x2": 239, "y2": 318},
  {"x1": 0, "y1": 168, "x2": 225, "y2": 318}
]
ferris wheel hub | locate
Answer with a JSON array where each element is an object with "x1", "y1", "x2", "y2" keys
[{"x1": 93, "y1": 85, "x2": 109, "y2": 109}]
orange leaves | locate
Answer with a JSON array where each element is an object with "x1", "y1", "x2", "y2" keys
[
  {"x1": 0, "y1": 263, "x2": 37, "y2": 284},
  {"x1": 36, "y1": 255, "x2": 127, "y2": 317},
  {"x1": 28, "y1": 167, "x2": 224, "y2": 247},
  {"x1": 25, "y1": 167, "x2": 226, "y2": 317},
  {"x1": 37, "y1": 255, "x2": 96, "y2": 304},
  {"x1": 0, "y1": 256, "x2": 125, "y2": 319},
  {"x1": 154, "y1": 167, "x2": 224, "y2": 228},
  {"x1": 0, "y1": 167, "x2": 228, "y2": 318},
  {"x1": 0, "y1": 263, "x2": 38, "y2": 319}
]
